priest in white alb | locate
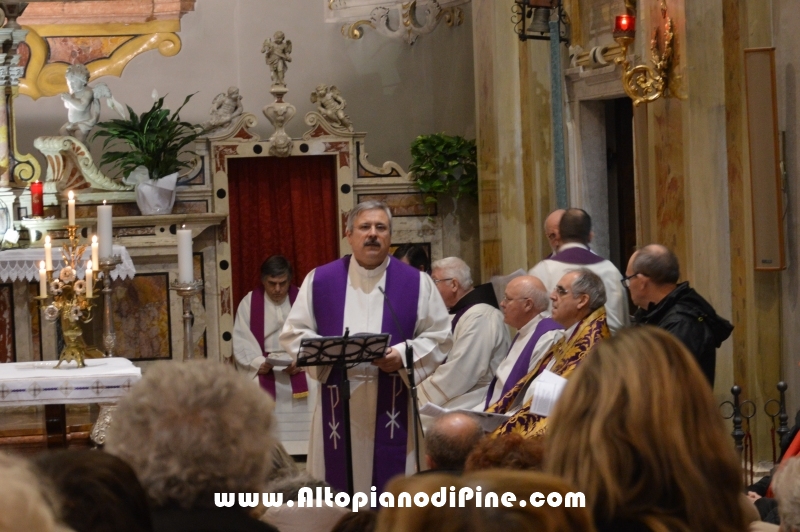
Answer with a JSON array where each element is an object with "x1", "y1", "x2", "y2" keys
[
  {"x1": 233, "y1": 255, "x2": 315, "y2": 454},
  {"x1": 280, "y1": 201, "x2": 452, "y2": 494}
]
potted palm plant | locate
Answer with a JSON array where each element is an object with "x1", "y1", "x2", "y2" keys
[{"x1": 91, "y1": 93, "x2": 204, "y2": 215}]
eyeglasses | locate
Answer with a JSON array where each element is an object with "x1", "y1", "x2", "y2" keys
[
  {"x1": 621, "y1": 272, "x2": 641, "y2": 288},
  {"x1": 554, "y1": 285, "x2": 571, "y2": 297},
  {"x1": 432, "y1": 277, "x2": 453, "y2": 284}
]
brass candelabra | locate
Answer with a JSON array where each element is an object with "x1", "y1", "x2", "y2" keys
[{"x1": 36, "y1": 225, "x2": 100, "y2": 368}]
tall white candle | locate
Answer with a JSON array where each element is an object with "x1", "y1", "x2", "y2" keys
[
  {"x1": 91, "y1": 235, "x2": 99, "y2": 268},
  {"x1": 97, "y1": 201, "x2": 113, "y2": 259},
  {"x1": 44, "y1": 235, "x2": 52, "y2": 271},
  {"x1": 39, "y1": 261, "x2": 47, "y2": 297},
  {"x1": 67, "y1": 190, "x2": 76, "y2": 226},
  {"x1": 85, "y1": 261, "x2": 93, "y2": 298},
  {"x1": 177, "y1": 227, "x2": 193, "y2": 284}
]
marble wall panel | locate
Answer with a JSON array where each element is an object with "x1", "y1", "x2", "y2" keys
[
  {"x1": 111, "y1": 273, "x2": 171, "y2": 360},
  {"x1": 0, "y1": 284, "x2": 15, "y2": 363}
]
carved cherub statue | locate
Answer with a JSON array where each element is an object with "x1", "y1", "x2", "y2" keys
[
  {"x1": 202, "y1": 86, "x2": 244, "y2": 132},
  {"x1": 310, "y1": 84, "x2": 353, "y2": 131},
  {"x1": 261, "y1": 31, "x2": 292, "y2": 87},
  {"x1": 59, "y1": 63, "x2": 125, "y2": 143}
]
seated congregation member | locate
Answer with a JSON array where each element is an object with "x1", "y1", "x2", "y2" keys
[
  {"x1": 261, "y1": 473, "x2": 349, "y2": 532},
  {"x1": 392, "y1": 243, "x2": 430, "y2": 273},
  {"x1": 545, "y1": 326, "x2": 750, "y2": 532},
  {"x1": 487, "y1": 268, "x2": 610, "y2": 437},
  {"x1": 33, "y1": 449, "x2": 152, "y2": 532},
  {"x1": 0, "y1": 451, "x2": 71, "y2": 532},
  {"x1": 483, "y1": 275, "x2": 563, "y2": 408},
  {"x1": 464, "y1": 433, "x2": 545, "y2": 472},
  {"x1": 376, "y1": 471, "x2": 596, "y2": 532},
  {"x1": 423, "y1": 413, "x2": 484, "y2": 474},
  {"x1": 761, "y1": 456, "x2": 800, "y2": 532},
  {"x1": 418, "y1": 257, "x2": 510, "y2": 411},
  {"x1": 105, "y1": 360, "x2": 279, "y2": 532},
  {"x1": 626, "y1": 244, "x2": 733, "y2": 386},
  {"x1": 529, "y1": 208, "x2": 628, "y2": 333}
]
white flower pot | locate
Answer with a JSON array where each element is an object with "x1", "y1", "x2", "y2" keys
[{"x1": 135, "y1": 171, "x2": 178, "y2": 215}]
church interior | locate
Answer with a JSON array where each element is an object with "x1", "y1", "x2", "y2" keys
[{"x1": 1, "y1": 0, "x2": 800, "y2": 531}]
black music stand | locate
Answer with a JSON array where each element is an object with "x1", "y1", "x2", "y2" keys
[{"x1": 296, "y1": 328, "x2": 389, "y2": 495}]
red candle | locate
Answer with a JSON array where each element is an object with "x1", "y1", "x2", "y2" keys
[
  {"x1": 30, "y1": 180, "x2": 43, "y2": 217},
  {"x1": 615, "y1": 14, "x2": 635, "y2": 33}
]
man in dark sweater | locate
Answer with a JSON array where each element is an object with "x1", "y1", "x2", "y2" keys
[{"x1": 624, "y1": 244, "x2": 733, "y2": 385}]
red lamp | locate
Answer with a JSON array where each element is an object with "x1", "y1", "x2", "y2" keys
[
  {"x1": 614, "y1": 14, "x2": 636, "y2": 39},
  {"x1": 30, "y1": 180, "x2": 44, "y2": 217}
]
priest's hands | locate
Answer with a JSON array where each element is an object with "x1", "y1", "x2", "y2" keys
[
  {"x1": 283, "y1": 361, "x2": 302, "y2": 376},
  {"x1": 372, "y1": 347, "x2": 403, "y2": 373},
  {"x1": 257, "y1": 361, "x2": 274, "y2": 375}
]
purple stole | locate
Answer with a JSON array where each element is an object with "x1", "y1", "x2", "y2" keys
[
  {"x1": 484, "y1": 318, "x2": 563, "y2": 409},
  {"x1": 549, "y1": 246, "x2": 604, "y2": 265},
  {"x1": 312, "y1": 256, "x2": 419, "y2": 493},
  {"x1": 251, "y1": 285, "x2": 309, "y2": 399}
]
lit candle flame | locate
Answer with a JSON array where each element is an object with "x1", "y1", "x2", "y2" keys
[
  {"x1": 40, "y1": 261, "x2": 45, "y2": 269},
  {"x1": 92, "y1": 235, "x2": 97, "y2": 243},
  {"x1": 68, "y1": 190, "x2": 74, "y2": 200}
]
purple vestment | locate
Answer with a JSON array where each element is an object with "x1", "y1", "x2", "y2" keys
[{"x1": 312, "y1": 256, "x2": 420, "y2": 493}]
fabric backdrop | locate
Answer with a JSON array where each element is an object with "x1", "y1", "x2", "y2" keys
[{"x1": 227, "y1": 155, "x2": 339, "y2": 313}]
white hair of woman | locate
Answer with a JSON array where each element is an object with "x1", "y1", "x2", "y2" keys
[
  {"x1": 106, "y1": 359, "x2": 275, "y2": 509},
  {"x1": 432, "y1": 257, "x2": 474, "y2": 291}
]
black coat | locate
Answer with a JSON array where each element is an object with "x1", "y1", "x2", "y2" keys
[
  {"x1": 632, "y1": 282, "x2": 733, "y2": 386},
  {"x1": 152, "y1": 507, "x2": 279, "y2": 532}
]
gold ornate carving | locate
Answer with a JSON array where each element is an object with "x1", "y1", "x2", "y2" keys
[
  {"x1": 614, "y1": 0, "x2": 674, "y2": 106},
  {"x1": 21, "y1": 21, "x2": 183, "y2": 100},
  {"x1": 340, "y1": 1, "x2": 465, "y2": 44}
]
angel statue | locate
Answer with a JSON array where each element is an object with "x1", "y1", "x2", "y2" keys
[
  {"x1": 310, "y1": 84, "x2": 353, "y2": 132},
  {"x1": 202, "y1": 86, "x2": 244, "y2": 132},
  {"x1": 261, "y1": 31, "x2": 292, "y2": 87},
  {"x1": 59, "y1": 63, "x2": 125, "y2": 143}
]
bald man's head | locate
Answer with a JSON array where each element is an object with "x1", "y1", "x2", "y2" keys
[
  {"x1": 631, "y1": 244, "x2": 680, "y2": 285},
  {"x1": 544, "y1": 209, "x2": 566, "y2": 252},
  {"x1": 501, "y1": 275, "x2": 550, "y2": 329},
  {"x1": 425, "y1": 413, "x2": 484, "y2": 471}
]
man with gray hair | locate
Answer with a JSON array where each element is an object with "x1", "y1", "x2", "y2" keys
[
  {"x1": 487, "y1": 268, "x2": 611, "y2": 437},
  {"x1": 418, "y1": 257, "x2": 510, "y2": 412},
  {"x1": 770, "y1": 456, "x2": 800, "y2": 531},
  {"x1": 281, "y1": 200, "x2": 452, "y2": 494},
  {"x1": 482, "y1": 275, "x2": 564, "y2": 408}
]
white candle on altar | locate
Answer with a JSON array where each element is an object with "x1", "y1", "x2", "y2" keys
[
  {"x1": 91, "y1": 235, "x2": 99, "y2": 268},
  {"x1": 44, "y1": 235, "x2": 52, "y2": 271},
  {"x1": 67, "y1": 190, "x2": 76, "y2": 226},
  {"x1": 39, "y1": 261, "x2": 47, "y2": 297},
  {"x1": 86, "y1": 261, "x2": 93, "y2": 298},
  {"x1": 97, "y1": 201, "x2": 113, "y2": 259},
  {"x1": 177, "y1": 226, "x2": 193, "y2": 284}
]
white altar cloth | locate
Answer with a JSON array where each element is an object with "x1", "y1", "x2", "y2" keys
[
  {"x1": 0, "y1": 358, "x2": 141, "y2": 406},
  {"x1": 0, "y1": 244, "x2": 135, "y2": 282}
]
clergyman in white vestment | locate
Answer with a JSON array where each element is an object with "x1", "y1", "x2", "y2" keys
[
  {"x1": 417, "y1": 257, "x2": 510, "y2": 413},
  {"x1": 233, "y1": 255, "x2": 316, "y2": 455},
  {"x1": 280, "y1": 201, "x2": 451, "y2": 494}
]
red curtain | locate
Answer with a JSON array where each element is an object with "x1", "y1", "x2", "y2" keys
[{"x1": 227, "y1": 155, "x2": 339, "y2": 312}]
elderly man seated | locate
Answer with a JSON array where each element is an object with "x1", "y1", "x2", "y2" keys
[
  {"x1": 483, "y1": 275, "x2": 564, "y2": 408},
  {"x1": 106, "y1": 360, "x2": 279, "y2": 532},
  {"x1": 418, "y1": 257, "x2": 509, "y2": 411},
  {"x1": 487, "y1": 268, "x2": 611, "y2": 438}
]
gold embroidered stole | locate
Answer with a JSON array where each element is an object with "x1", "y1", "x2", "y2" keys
[{"x1": 489, "y1": 307, "x2": 610, "y2": 438}]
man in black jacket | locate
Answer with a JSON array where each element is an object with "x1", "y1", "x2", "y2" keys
[{"x1": 624, "y1": 244, "x2": 733, "y2": 385}]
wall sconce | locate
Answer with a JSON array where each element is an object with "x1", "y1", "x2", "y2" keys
[
  {"x1": 613, "y1": 0, "x2": 674, "y2": 106},
  {"x1": 512, "y1": 0, "x2": 570, "y2": 43}
]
